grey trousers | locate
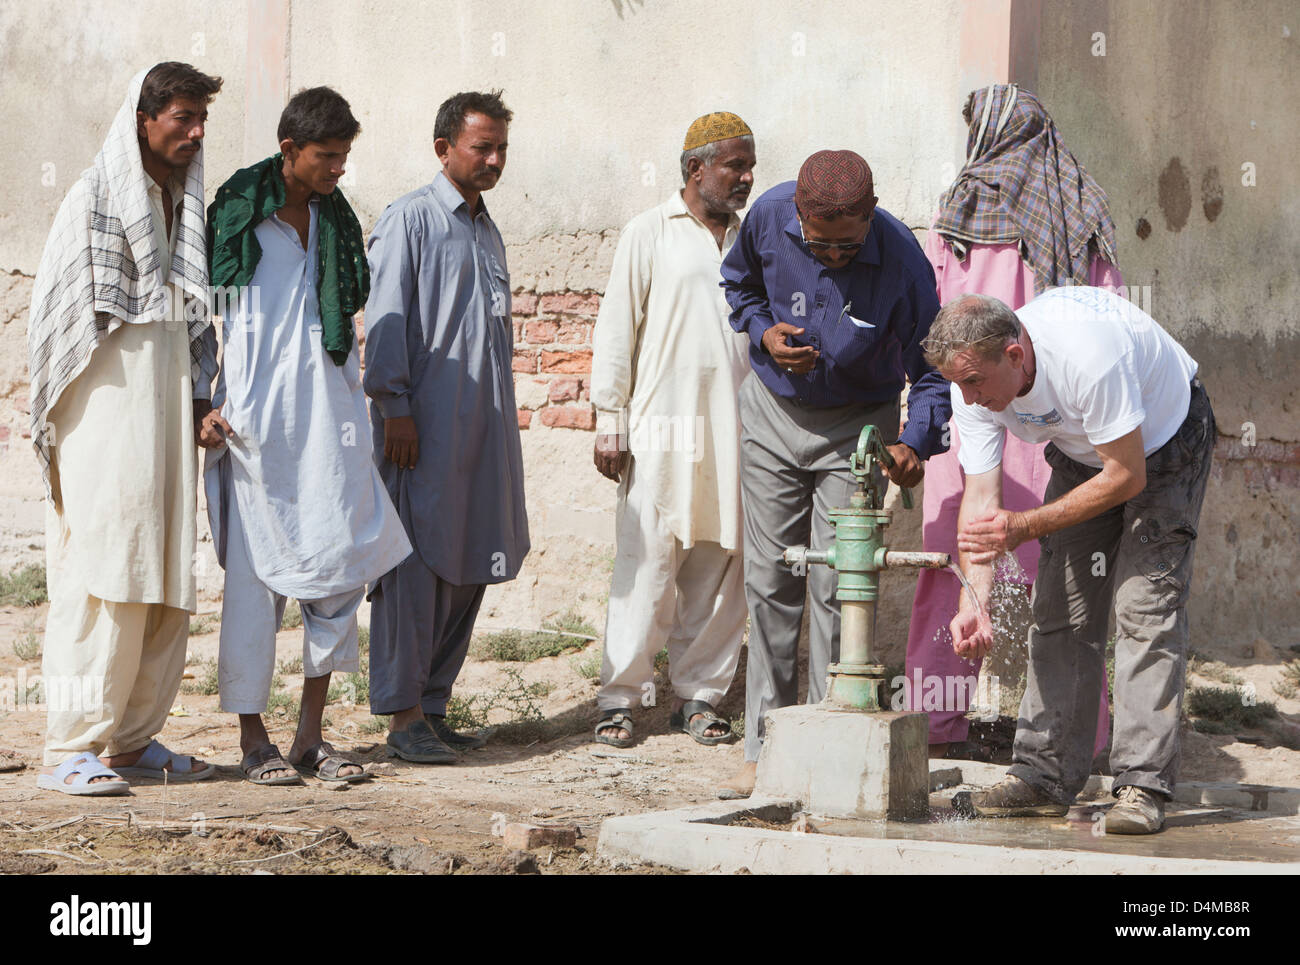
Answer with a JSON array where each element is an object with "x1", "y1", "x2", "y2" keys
[
  {"x1": 1010, "y1": 380, "x2": 1216, "y2": 803},
  {"x1": 368, "y1": 553, "x2": 486, "y2": 717},
  {"x1": 739, "y1": 373, "x2": 900, "y2": 761}
]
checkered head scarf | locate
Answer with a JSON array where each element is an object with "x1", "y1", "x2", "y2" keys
[
  {"x1": 27, "y1": 66, "x2": 215, "y2": 502},
  {"x1": 795, "y1": 150, "x2": 875, "y2": 220},
  {"x1": 933, "y1": 84, "x2": 1118, "y2": 293}
]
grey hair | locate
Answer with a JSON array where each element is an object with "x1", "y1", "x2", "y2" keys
[
  {"x1": 922, "y1": 293, "x2": 1022, "y2": 369},
  {"x1": 680, "y1": 134, "x2": 754, "y2": 183}
]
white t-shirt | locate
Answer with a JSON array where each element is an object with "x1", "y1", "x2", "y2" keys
[{"x1": 953, "y1": 286, "x2": 1199, "y2": 473}]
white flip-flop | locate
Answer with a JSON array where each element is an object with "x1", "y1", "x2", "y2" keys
[
  {"x1": 111, "y1": 738, "x2": 215, "y2": 782},
  {"x1": 36, "y1": 752, "x2": 130, "y2": 796}
]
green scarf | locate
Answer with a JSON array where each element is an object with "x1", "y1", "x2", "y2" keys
[{"x1": 207, "y1": 153, "x2": 368, "y2": 365}]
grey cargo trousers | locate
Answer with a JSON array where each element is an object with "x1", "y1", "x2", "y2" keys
[
  {"x1": 738, "y1": 373, "x2": 900, "y2": 762},
  {"x1": 1010, "y1": 378, "x2": 1216, "y2": 803}
]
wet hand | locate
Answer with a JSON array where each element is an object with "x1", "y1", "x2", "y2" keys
[
  {"x1": 384, "y1": 416, "x2": 419, "y2": 469},
  {"x1": 884, "y1": 443, "x2": 923, "y2": 488},
  {"x1": 762, "y1": 322, "x2": 819, "y2": 375},
  {"x1": 958, "y1": 510, "x2": 1029, "y2": 564},
  {"x1": 950, "y1": 605, "x2": 994, "y2": 660},
  {"x1": 593, "y1": 434, "x2": 627, "y2": 482}
]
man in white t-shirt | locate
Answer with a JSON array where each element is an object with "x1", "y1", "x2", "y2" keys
[{"x1": 923, "y1": 287, "x2": 1215, "y2": 834}]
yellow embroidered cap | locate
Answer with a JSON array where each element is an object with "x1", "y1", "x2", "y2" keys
[{"x1": 683, "y1": 112, "x2": 753, "y2": 151}]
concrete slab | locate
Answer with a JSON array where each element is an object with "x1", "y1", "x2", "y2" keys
[
  {"x1": 939, "y1": 760, "x2": 1300, "y2": 815},
  {"x1": 753, "y1": 705, "x2": 928, "y2": 819},
  {"x1": 598, "y1": 796, "x2": 1300, "y2": 875}
]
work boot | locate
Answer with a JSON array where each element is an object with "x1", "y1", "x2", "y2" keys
[
  {"x1": 716, "y1": 761, "x2": 757, "y2": 800},
  {"x1": 964, "y1": 775, "x2": 1068, "y2": 817},
  {"x1": 1104, "y1": 785, "x2": 1165, "y2": 834}
]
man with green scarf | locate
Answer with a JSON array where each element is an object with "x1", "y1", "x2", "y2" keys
[{"x1": 203, "y1": 87, "x2": 411, "y2": 784}]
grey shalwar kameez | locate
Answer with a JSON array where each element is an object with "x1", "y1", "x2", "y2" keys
[{"x1": 363, "y1": 172, "x2": 529, "y2": 715}]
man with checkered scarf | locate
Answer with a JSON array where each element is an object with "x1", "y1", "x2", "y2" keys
[{"x1": 28, "y1": 63, "x2": 225, "y2": 795}]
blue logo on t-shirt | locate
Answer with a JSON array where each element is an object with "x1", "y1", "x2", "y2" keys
[{"x1": 1014, "y1": 408, "x2": 1063, "y2": 427}]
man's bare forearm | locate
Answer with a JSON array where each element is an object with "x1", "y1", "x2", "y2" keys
[
  {"x1": 1015, "y1": 465, "x2": 1143, "y2": 543},
  {"x1": 957, "y1": 469, "x2": 1000, "y2": 610}
]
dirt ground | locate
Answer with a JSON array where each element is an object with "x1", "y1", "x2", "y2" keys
[{"x1": 2, "y1": 599, "x2": 1299, "y2": 875}]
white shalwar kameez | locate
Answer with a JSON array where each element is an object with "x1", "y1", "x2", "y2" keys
[{"x1": 205, "y1": 201, "x2": 410, "y2": 712}]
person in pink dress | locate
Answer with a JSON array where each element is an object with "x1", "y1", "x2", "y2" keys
[{"x1": 909, "y1": 84, "x2": 1123, "y2": 759}]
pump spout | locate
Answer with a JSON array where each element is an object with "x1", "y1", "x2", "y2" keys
[{"x1": 882, "y1": 551, "x2": 951, "y2": 569}]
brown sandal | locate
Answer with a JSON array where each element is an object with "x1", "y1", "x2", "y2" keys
[
  {"x1": 292, "y1": 741, "x2": 368, "y2": 783},
  {"x1": 240, "y1": 744, "x2": 304, "y2": 786}
]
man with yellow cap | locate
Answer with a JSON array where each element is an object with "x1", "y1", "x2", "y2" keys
[
  {"x1": 717, "y1": 149, "x2": 950, "y2": 797},
  {"x1": 589, "y1": 113, "x2": 757, "y2": 747}
]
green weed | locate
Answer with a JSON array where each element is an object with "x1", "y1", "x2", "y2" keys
[
  {"x1": 471, "y1": 608, "x2": 596, "y2": 662},
  {"x1": 280, "y1": 600, "x2": 303, "y2": 630},
  {"x1": 569, "y1": 647, "x2": 602, "y2": 679},
  {"x1": 359, "y1": 715, "x2": 390, "y2": 735},
  {"x1": 1186, "y1": 685, "x2": 1277, "y2": 731},
  {"x1": 188, "y1": 613, "x2": 218, "y2": 636},
  {"x1": 1273, "y1": 659, "x2": 1300, "y2": 699},
  {"x1": 12, "y1": 621, "x2": 41, "y2": 662},
  {"x1": 0, "y1": 564, "x2": 47, "y2": 607},
  {"x1": 445, "y1": 667, "x2": 548, "y2": 732},
  {"x1": 180, "y1": 658, "x2": 219, "y2": 696},
  {"x1": 1188, "y1": 651, "x2": 1244, "y2": 686},
  {"x1": 276, "y1": 655, "x2": 303, "y2": 676}
]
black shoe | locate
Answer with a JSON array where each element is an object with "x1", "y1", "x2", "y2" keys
[
  {"x1": 386, "y1": 719, "x2": 458, "y2": 765},
  {"x1": 425, "y1": 714, "x2": 488, "y2": 750},
  {"x1": 961, "y1": 775, "x2": 1068, "y2": 817}
]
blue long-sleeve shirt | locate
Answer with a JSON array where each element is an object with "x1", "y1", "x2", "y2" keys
[{"x1": 720, "y1": 181, "x2": 951, "y2": 459}]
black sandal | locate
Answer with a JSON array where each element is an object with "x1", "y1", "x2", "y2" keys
[
  {"x1": 670, "y1": 700, "x2": 734, "y2": 746},
  {"x1": 593, "y1": 710, "x2": 635, "y2": 748}
]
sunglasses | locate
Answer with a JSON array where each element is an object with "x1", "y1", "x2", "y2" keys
[
  {"x1": 798, "y1": 219, "x2": 866, "y2": 255},
  {"x1": 918, "y1": 332, "x2": 1012, "y2": 355}
]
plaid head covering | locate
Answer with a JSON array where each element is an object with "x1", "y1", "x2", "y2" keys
[
  {"x1": 933, "y1": 84, "x2": 1118, "y2": 293},
  {"x1": 795, "y1": 150, "x2": 875, "y2": 220},
  {"x1": 27, "y1": 66, "x2": 215, "y2": 502}
]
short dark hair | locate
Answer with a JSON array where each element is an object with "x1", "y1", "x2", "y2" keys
[
  {"x1": 137, "y1": 62, "x2": 223, "y2": 118},
  {"x1": 277, "y1": 86, "x2": 361, "y2": 146},
  {"x1": 433, "y1": 90, "x2": 512, "y2": 144}
]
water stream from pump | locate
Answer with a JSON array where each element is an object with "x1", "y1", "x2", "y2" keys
[{"x1": 948, "y1": 562, "x2": 982, "y2": 614}]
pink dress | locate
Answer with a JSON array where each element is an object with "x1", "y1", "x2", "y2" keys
[{"x1": 908, "y1": 232, "x2": 1123, "y2": 755}]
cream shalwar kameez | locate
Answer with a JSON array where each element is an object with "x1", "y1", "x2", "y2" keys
[
  {"x1": 590, "y1": 191, "x2": 750, "y2": 712},
  {"x1": 42, "y1": 175, "x2": 201, "y2": 765}
]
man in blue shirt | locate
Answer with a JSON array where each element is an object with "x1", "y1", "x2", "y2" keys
[{"x1": 717, "y1": 150, "x2": 950, "y2": 798}]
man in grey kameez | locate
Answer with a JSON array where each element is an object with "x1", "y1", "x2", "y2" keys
[{"x1": 364, "y1": 91, "x2": 529, "y2": 763}]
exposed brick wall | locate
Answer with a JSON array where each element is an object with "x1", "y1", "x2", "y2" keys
[
  {"x1": 354, "y1": 291, "x2": 600, "y2": 433},
  {"x1": 511, "y1": 289, "x2": 598, "y2": 432}
]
